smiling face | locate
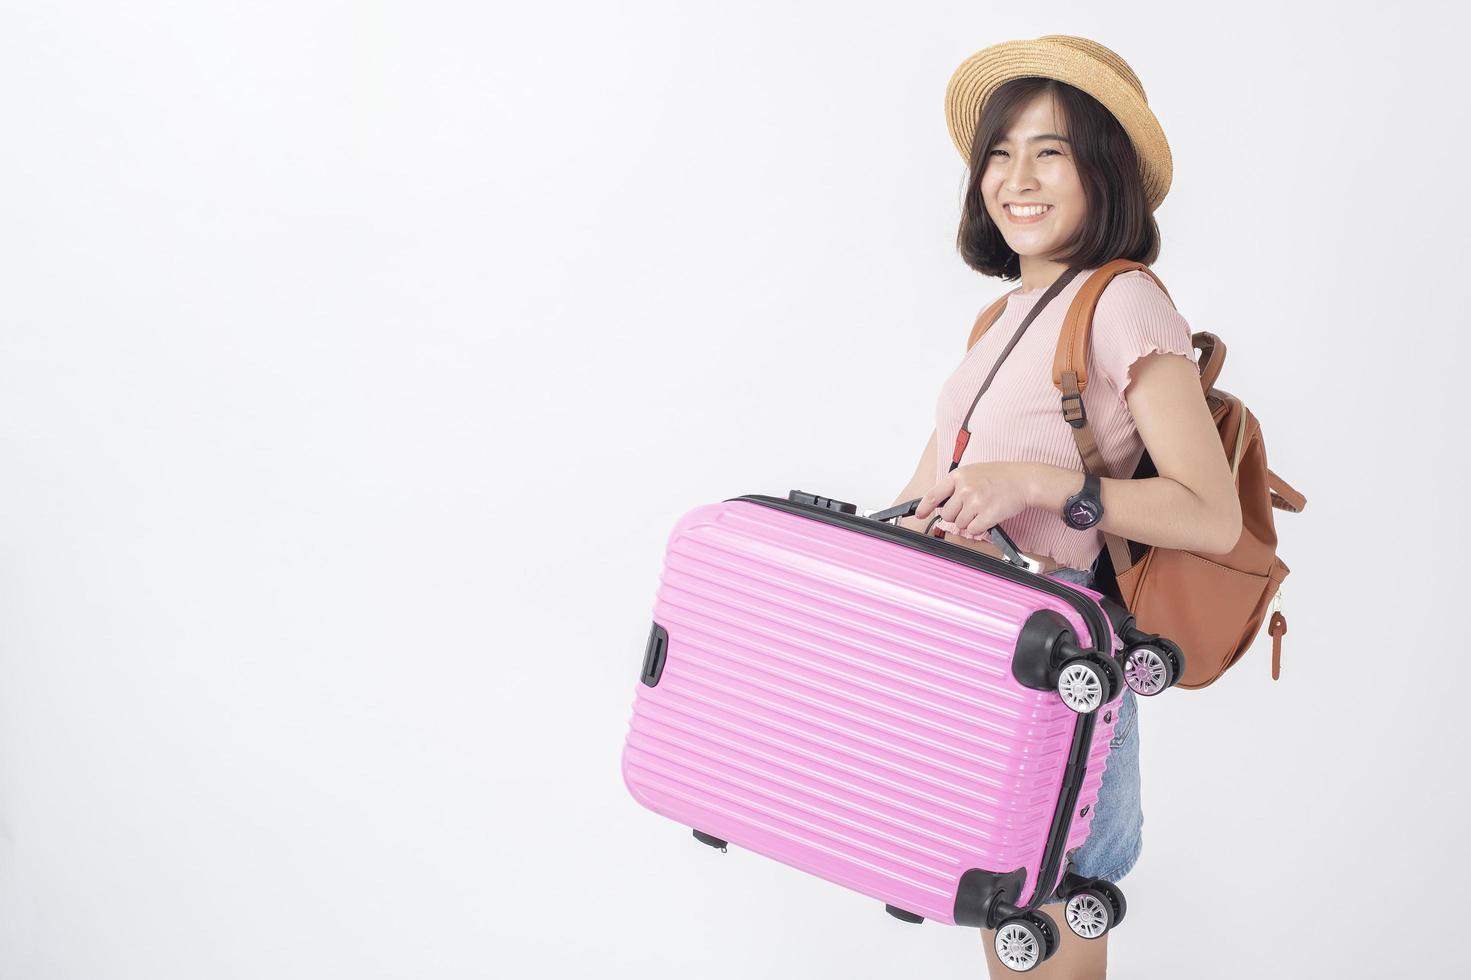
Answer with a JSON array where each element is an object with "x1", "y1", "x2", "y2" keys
[{"x1": 979, "y1": 92, "x2": 1088, "y2": 278}]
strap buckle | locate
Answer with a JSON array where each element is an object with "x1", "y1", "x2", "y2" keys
[{"x1": 1060, "y1": 392, "x2": 1088, "y2": 429}]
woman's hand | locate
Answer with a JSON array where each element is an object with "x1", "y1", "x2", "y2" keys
[{"x1": 914, "y1": 462, "x2": 1039, "y2": 539}]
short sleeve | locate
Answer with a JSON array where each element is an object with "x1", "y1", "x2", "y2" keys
[{"x1": 1091, "y1": 270, "x2": 1197, "y2": 402}]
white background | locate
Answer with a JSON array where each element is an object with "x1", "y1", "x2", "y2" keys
[{"x1": 2, "y1": 1, "x2": 1467, "y2": 977}]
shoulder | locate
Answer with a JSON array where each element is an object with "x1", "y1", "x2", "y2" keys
[
  {"x1": 1090, "y1": 268, "x2": 1188, "y2": 343},
  {"x1": 1094, "y1": 268, "x2": 1175, "y2": 317},
  {"x1": 1086, "y1": 268, "x2": 1195, "y2": 391}
]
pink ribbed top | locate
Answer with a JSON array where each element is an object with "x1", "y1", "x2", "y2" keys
[{"x1": 932, "y1": 267, "x2": 1197, "y2": 572}]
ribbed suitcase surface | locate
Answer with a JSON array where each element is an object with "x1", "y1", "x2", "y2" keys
[{"x1": 622, "y1": 497, "x2": 1121, "y2": 924}]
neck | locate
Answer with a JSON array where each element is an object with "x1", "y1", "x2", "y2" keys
[{"x1": 1018, "y1": 255, "x2": 1072, "y2": 293}]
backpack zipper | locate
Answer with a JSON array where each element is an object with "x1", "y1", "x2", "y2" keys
[{"x1": 1268, "y1": 588, "x2": 1286, "y2": 680}]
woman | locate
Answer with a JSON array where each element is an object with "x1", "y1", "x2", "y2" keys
[{"x1": 889, "y1": 38, "x2": 1241, "y2": 978}]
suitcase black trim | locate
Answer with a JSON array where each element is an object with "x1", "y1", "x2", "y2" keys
[
  {"x1": 727, "y1": 494, "x2": 1111, "y2": 925},
  {"x1": 641, "y1": 622, "x2": 670, "y2": 687}
]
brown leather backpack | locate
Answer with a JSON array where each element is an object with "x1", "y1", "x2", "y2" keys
[{"x1": 966, "y1": 259, "x2": 1306, "y2": 688}]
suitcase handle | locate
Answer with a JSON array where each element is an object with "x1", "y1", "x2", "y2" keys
[{"x1": 867, "y1": 497, "x2": 1041, "y2": 574}]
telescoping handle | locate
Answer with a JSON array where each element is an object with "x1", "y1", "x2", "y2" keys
[{"x1": 867, "y1": 497, "x2": 1041, "y2": 574}]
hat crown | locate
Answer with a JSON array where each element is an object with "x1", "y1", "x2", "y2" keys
[{"x1": 1036, "y1": 35, "x2": 1149, "y2": 103}]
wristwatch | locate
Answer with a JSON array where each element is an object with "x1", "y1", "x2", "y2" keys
[{"x1": 1062, "y1": 472, "x2": 1104, "y2": 530}]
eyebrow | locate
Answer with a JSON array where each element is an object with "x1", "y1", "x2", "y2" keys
[{"x1": 994, "y1": 134, "x2": 1072, "y2": 143}]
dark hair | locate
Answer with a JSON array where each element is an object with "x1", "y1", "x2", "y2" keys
[{"x1": 956, "y1": 77, "x2": 1160, "y2": 280}]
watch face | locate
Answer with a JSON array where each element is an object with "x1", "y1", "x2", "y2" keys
[{"x1": 1067, "y1": 499, "x2": 1101, "y2": 528}]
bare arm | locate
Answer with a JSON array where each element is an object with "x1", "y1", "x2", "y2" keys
[
  {"x1": 891, "y1": 428, "x2": 938, "y2": 531},
  {"x1": 1026, "y1": 353, "x2": 1244, "y2": 554}
]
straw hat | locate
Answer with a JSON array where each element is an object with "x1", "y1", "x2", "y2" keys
[{"x1": 944, "y1": 35, "x2": 1173, "y2": 211}]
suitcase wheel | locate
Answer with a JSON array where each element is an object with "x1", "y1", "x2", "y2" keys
[
  {"x1": 1095, "y1": 879, "x2": 1126, "y2": 927},
  {"x1": 993, "y1": 914, "x2": 1050, "y2": 972},
  {"x1": 1025, "y1": 910, "x2": 1061, "y2": 960},
  {"x1": 1056, "y1": 659, "x2": 1110, "y2": 714},
  {"x1": 1121, "y1": 641, "x2": 1180, "y2": 696},
  {"x1": 1096, "y1": 654, "x2": 1124, "y2": 703},
  {"x1": 1063, "y1": 887, "x2": 1113, "y2": 939}
]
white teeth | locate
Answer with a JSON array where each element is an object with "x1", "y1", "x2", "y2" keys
[{"x1": 1006, "y1": 204, "x2": 1051, "y2": 217}]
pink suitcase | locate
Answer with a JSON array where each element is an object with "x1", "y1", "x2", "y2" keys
[{"x1": 622, "y1": 491, "x2": 1183, "y2": 971}]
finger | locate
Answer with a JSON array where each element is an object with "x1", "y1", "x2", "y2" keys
[
  {"x1": 917, "y1": 479, "x2": 953, "y2": 517},
  {"x1": 915, "y1": 477, "x2": 952, "y2": 519},
  {"x1": 939, "y1": 487, "x2": 971, "y2": 525},
  {"x1": 963, "y1": 507, "x2": 993, "y2": 537},
  {"x1": 964, "y1": 512, "x2": 995, "y2": 539},
  {"x1": 953, "y1": 495, "x2": 983, "y2": 531}
]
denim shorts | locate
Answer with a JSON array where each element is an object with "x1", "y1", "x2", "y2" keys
[{"x1": 1041, "y1": 563, "x2": 1144, "y2": 896}]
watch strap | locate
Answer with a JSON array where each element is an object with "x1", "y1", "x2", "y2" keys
[{"x1": 1064, "y1": 472, "x2": 1102, "y2": 527}]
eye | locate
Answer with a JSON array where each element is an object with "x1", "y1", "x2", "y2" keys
[{"x1": 987, "y1": 148, "x2": 1063, "y2": 157}]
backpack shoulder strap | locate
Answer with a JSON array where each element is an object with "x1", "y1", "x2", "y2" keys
[
  {"x1": 1050, "y1": 259, "x2": 1175, "y2": 576},
  {"x1": 1268, "y1": 469, "x2": 1306, "y2": 513},
  {"x1": 1050, "y1": 259, "x2": 1174, "y2": 395},
  {"x1": 1194, "y1": 332, "x2": 1227, "y2": 391},
  {"x1": 965, "y1": 291, "x2": 1019, "y2": 352}
]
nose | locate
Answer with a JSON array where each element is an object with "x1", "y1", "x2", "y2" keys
[{"x1": 1005, "y1": 155, "x2": 1040, "y2": 195}]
